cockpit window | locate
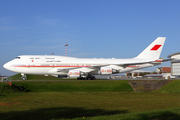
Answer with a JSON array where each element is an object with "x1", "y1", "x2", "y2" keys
[{"x1": 16, "y1": 57, "x2": 21, "y2": 59}]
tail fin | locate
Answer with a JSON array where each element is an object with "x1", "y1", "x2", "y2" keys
[{"x1": 135, "y1": 37, "x2": 166, "y2": 60}]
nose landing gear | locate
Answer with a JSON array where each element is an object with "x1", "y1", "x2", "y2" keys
[{"x1": 21, "y1": 74, "x2": 27, "y2": 81}]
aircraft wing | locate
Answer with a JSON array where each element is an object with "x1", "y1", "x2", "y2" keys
[
  {"x1": 114, "y1": 58, "x2": 172, "y2": 67},
  {"x1": 56, "y1": 62, "x2": 149, "y2": 73},
  {"x1": 57, "y1": 67, "x2": 97, "y2": 74},
  {"x1": 56, "y1": 58, "x2": 172, "y2": 73}
]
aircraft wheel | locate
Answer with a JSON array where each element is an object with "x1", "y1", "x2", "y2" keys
[
  {"x1": 92, "y1": 76, "x2": 96, "y2": 80},
  {"x1": 22, "y1": 77, "x2": 26, "y2": 81}
]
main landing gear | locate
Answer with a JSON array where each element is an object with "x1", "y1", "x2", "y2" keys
[{"x1": 77, "y1": 75, "x2": 96, "y2": 80}]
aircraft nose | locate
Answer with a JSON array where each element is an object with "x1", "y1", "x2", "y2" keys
[{"x1": 3, "y1": 62, "x2": 10, "y2": 70}]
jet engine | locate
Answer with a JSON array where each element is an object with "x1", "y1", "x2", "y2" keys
[
  {"x1": 99, "y1": 67, "x2": 113, "y2": 75},
  {"x1": 68, "y1": 70, "x2": 81, "y2": 78},
  {"x1": 99, "y1": 67, "x2": 120, "y2": 75},
  {"x1": 68, "y1": 70, "x2": 88, "y2": 78}
]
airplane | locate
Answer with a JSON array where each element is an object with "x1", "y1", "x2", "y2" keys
[{"x1": 3, "y1": 37, "x2": 168, "y2": 80}]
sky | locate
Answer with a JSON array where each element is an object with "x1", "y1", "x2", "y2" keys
[{"x1": 1, "y1": 0, "x2": 180, "y2": 76}]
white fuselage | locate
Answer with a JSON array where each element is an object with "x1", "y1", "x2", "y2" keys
[{"x1": 3, "y1": 55, "x2": 158, "y2": 76}]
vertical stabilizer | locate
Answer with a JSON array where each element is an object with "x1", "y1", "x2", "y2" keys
[{"x1": 135, "y1": 37, "x2": 166, "y2": 60}]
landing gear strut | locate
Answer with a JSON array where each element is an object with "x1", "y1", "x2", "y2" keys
[{"x1": 21, "y1": 73, "x2": 27, "y2": 81}]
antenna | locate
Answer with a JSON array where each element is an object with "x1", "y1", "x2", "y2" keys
[{"x1": 65, "y1": 44, "x2": 68, "y2": 56}]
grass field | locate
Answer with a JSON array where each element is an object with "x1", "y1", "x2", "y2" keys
[
  {"x1": 155, "y1": 80, "x2": 180, "y2": 94},
  {"x1": 1, "y1": 78, "x2": 180, "y2": 120},
  {"x1": 8, "y1": 73, "x2": 64, "y2": 80},
  {"x1": 10, "y1": 80, "x2": 133, "y2": 92}
]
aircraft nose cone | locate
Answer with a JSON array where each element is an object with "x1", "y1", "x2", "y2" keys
[{"x1": 3, "y1": 62, "x2": 10, "y2": 70}]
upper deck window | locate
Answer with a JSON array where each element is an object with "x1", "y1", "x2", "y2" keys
[{"x1": 16, "y1": 57, "x2": 21, "y2": 59}]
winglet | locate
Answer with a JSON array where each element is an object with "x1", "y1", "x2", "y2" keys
[{"x1": 135, "y1": 37, "x2": 166, "y2": 60}]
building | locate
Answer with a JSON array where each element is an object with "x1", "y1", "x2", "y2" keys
[
  {"x1": 143, "y1": 74, "x2": 163, "y2": 78},
  {"x1": 127, "y1": 69, "x2": 173, "y2": 79},
  {"x1": 126, "y1": 70, "x2": 152, "y2": 77},
  {"x1": 143, "y1": 73, "x2": 173, "y2": 79},
  {"x1": 168, "y1": 52, "x2": 180, "y2": 78},
  {"x1": 157, "y1": 67, "x2": 171, "y2": 73}
]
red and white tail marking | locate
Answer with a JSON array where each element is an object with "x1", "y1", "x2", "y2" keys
[{"x1": 151, "y1": 45, "x2": 162, "y2": 51}]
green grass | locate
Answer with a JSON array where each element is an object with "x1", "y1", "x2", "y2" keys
[
  {"x1": 8, "y1": 74, "x2": 111, "y2": 80},
  {"x1": 155, "y1": 80, "x2": 180, "y2": 94},
  {"x1": 8, "y1": 74, "x2": 63, "y2": 80},
  {"x1": 71, "y1": 108, "x2": 180, "y2": 120},
  {"x1": 0, "y1": 82, "x2": 8, "y2": 92},
  {"x1": 1, "y1": 80, "x2": 180, "y2": 120},
  {"x1": 10, "y1": 80, "x2": 133, "y2": 92},
  {"x1": 1, "y1": 92, "x2": 180, "y2": 120}
]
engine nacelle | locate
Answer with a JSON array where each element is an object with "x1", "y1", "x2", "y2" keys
[
  {"x1": 99, "y1": 67, "x2": 113, "y2": 75},
  {"x1": 68, "y1": 70, "x2": 81, "y2": 78},
  {"x1": 99, "y1": 67, "x2": 120, "y2": 75}
]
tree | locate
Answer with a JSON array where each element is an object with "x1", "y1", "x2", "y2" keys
[
  {"x1": 139, "y1": 72, "x2": 144, "y2": 76},
  {"x1": 153, "y1": 71, "x2": 158, "y2": 74},
  {"x1": 134, "y1": 73, "x2": 138, "y2": 76}
]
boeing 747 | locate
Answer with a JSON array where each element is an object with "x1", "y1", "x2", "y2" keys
[{"x1": 4, "y1": 37, "x2": 167, "y2": 80}]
